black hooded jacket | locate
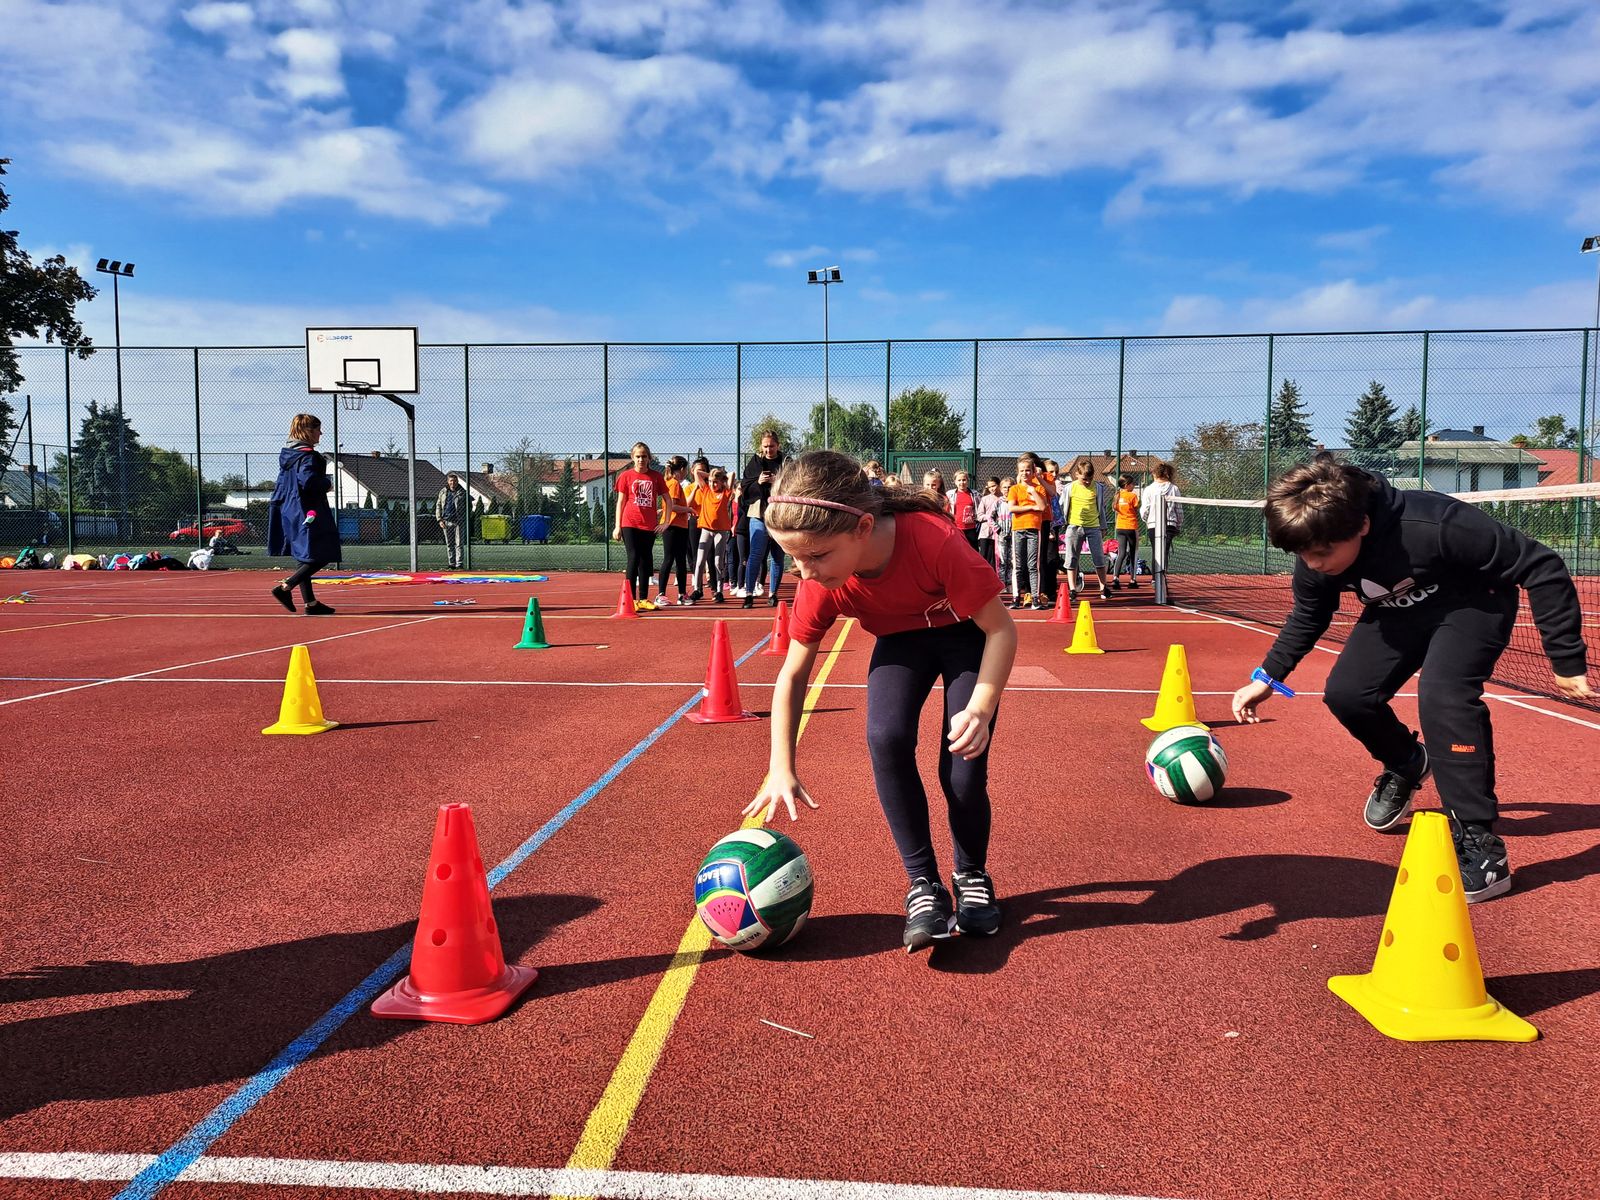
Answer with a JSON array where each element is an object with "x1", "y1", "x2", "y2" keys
[{"x1": 1260, "y1": 475, "x2": 1587, "y2": 682}]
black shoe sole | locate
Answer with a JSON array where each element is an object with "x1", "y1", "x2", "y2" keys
[
  {"x1": 1363, "y1": 797, "x2": 1414, "y2": 832},
  {"x1": 954, "y1": 914, "x2": 1003, "y2": 937},
  {"x1": 904, "y1": 916, "x2": 956, "y2": 952},
  {"x1": 270, "y1": 586, "x2": 296, "y2": 613},
  {"x1": 1463, "y1": 875, "x2": 1512, "y2": 904}
]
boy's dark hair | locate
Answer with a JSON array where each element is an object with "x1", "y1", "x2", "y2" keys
[
  {"x1": 1265, "y1": 453, "x2": 1378, "y2": 553},
  {"x1": 766, "y1": 450, "x2": 948, "y2": 538},
  {"x1": 666, "y1": 454, "x2": 688, "y2": 471}
]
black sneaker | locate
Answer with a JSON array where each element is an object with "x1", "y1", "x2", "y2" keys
[
  {"x1": 303, "y1": 601, "x2": 336, "y2": 616},
  {"x1": 712, "y1": 591, "x2": 725, "y2": 604},
  {"x1": 1129, "y1": 579, "x2": 1140, "y2": 588},
  {"x1": 741, "y1": 595, "x2": 754, "y2": 609},
  {"x1": 270, "y1": 584, "x2": 296, "y2": 613},
  {"x1": 1452, "y1": 820, "x2": 1512, "y2": 903},
  {"x1": 1111, "y1": 580, "x2": 1122, "y2": 590},
  {"x1": 951, "y1": 869, "x2": 1002, "y2": 936},
  {"x1": 903, "y1": 877, "x2": 954, "y2": 951},
  {"x1": 1099, "y1": 585, "x2": 1111, "y2": 601},
  {"x1": 1363, "y1": 745, "x2": 1430, "y2": 831}
]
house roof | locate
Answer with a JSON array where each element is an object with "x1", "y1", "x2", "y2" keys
[
  {"x1": 1428, "y1": 428, "x2": 1496, "y2": 442},
  {"x1": 333, "y1": 454, "x2": 503, "y2": 501},
  {"x1": 1396, "y1": 440, "x2": 1544, "y2": 466},
  {"x1": 531, "y1": 458, "x2": 634, "y2": 486},
  {"x1": 1, "y1": 468, "x2": 60, "y2": 507},
  {"x1": 1532, "y1": 448, "x2": 1585, "y2": 487}
]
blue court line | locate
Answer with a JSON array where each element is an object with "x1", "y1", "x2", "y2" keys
[{"x1": 114, "y1": 636, "x2": 770, "y2": 1200}]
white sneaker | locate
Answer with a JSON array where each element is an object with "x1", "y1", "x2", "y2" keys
[
  {"x1": 753, "y1": 584, "x2": 765, "y2": 596},
  {"x1": 732, "y1": 587, "x2": 747, "y2": 598}
]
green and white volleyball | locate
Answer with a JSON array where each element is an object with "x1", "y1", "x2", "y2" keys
[
  {"x1": 1145, "y1": 725, "x2": 1228, "y2": 803},
  {"x1": 694, "y1": 828, "x2": 814, "y2": 951}
]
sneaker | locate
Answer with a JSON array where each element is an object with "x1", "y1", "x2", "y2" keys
[
  {"x1": 687, "y1": 590, "x2": 703, "y2": 604},
  {"x1": 732, "y1": 587, "x2": 748, "y2": 598},
  {"x1": 741, "y1": 595, "x2": 754, "y2": 609},
  {"x1": 1030, "y1": 598, "x2": 1046, "y2": 610},
  {"x1": 1021, "y1": 592, "x2": 1033, "y2": 607},
  {"x1": 753, "y1": 584, "x2": 765, "y2": 597},
  {"x1": 1008, "y1": 599, "x2": 1022, "y2": 610},
  {"x1": 1068, "y1": 586, "x2": 1079, "y2": 604},
  {"x1": 303, "y1": 600, "x2": 335, "y2": 616},
  {"x1": 712, "y1": 591, "x2": 725, "y2": 604},
  {"x1": 1099, "y1": 586, "x2": 1111, "y2": 601},
  {"x1": 951, "y1": 869, "x2": 1002, "y2": 936},
  {"x1": 769, "y1": 594, "x2": 781, "y2": 607},
  {"x1": 1452, "y1": 820, "x2": 1512, "y2": 903},
  {"x1": 1111, "y1": 580, "x2": 1122, "y2": 590},
  {"x1": 1363, "y1": 745, "x2": 1430, "y2": 831},
  {"x1": 1129, "y1": 579, "x2": 1140, "y2": 588},
  {"x1": 903, "y1": 877, "x2": 954, "y2": 951},
  {"x1": 270, "y1": 584, "x2": 296, "y2": 613},
  {"x1": 634, "y1": 599, "x2": 657, "y2": 612}
]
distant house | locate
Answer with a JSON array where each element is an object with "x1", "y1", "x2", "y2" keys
[
  {"x1": 1395, "y1": 427, "x2": 1543, "y2": 493},
  {"x1": 1532, "y1": 448, "x2": 1585, "y2": 488},
  {"x1": 525, "y1": 458, "x2": 633, "y2": 512},
  {"x1": 0, "y1": 466, "x2": 60, "y2": 508},
  {"x1": 332, "y1": 453, "x2": 509, "y2": 509}
]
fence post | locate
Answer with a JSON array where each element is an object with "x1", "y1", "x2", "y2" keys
[
  {"x1": 193, "y1": 348, "x2": 204, "y2": 549},
  {"x1": 735, "y1": 342, "x2": 742, "y2": 469},
  {"x1": 463, "y1": 343, "x2": 472, "y2": 571},
  {"x1": 1115, "y1": 337, "x2": 1125, "y2": 483},
  {"x1": 1263, "y1": 334, "x2": 1274, "y2": 572},
  {"x1": 63, "y1": 346, "x2": 74, "y2": 556},
  {"x1": 1418, "y1": 331, "x2": 1430, "y2": 488},
  {"x1": 602, "y1": 343, "x2": 611, "y2": 573},
  {"x1": 1579, "y1": 329, "x2": 1590, "y2": 485},
  {"x1": 971, "y1": 339, "x2": 979, "y2": 468},
  {"x1": 883, "y1": 340, "x2": 892, "y2": 466}
]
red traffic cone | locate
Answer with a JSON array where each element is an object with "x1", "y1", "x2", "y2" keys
[
  {"x1": 687, "y1": 619, "x2": 760, "y2": 723},
  {"x1": 372, "y1": 803, "x2": 538, "y2": 1024},
  {"x1": 1047, "y1": 587, "x2": 1074, "y2": 624},
  {"x1": 761, "y1": 600, "x2": 792, "y2": 656},
  {"x1": 610, "y1": 579, "x2": 639, "y2": 619}
]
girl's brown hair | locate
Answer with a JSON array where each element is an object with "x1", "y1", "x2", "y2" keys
[
  {"x1": 1117, "y1": 475, "x2": 1132, "y2": 489},
  {"x1": 1265, "y1": 453, "x2": 1376, "y2": 553},
  {"x1": 1153, "y1": 461, "x2": 1174, "y2": 482},
  {"x1": 765, "y1": 451, "x2": 947, "y2": 538},
  {"x1": 1074, "y1": 460, "x2": 1096, "y2": 483},
  {"x1": 288, "y1": 413, "x2": 321, "y2": 442}
]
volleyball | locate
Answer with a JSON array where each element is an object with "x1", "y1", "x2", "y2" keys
[
  {"x1": 1145, "y1": 725, "x2": 1228, "y2": 803},
  {"x1": 694, "y1": 828, "x2": 814, "y2": 951}
]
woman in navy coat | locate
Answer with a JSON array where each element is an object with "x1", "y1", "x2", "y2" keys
[{"x1": 267, "y1": 413, "x2": 342, "y2": 614}]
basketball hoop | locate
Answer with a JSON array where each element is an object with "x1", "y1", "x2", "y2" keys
[{"x1": 335, "y1": 380, "x2": 371, "y2": 411}]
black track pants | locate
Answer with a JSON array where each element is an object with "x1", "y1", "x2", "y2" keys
[
  {"x1": 866, "y1": 621, "x2": 996, "y2": 883},
  {"x1": 620, "y1": 528, "x2": 656, "y2": 600},
  {"x1": 1322, "y1": 587, "x2": 1517, "y2": 827}
]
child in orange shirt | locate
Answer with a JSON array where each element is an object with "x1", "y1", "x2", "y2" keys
[
  {"x1": 688, "y1": 467, "x2": 735, "y2": 604},
  {"x1": 1005, "y1": 458, "x2": 1049, "y2": 610},
  {"x1": 655, "y1": 456, "x2": 696, "y2": 606},
  {"x1": 1110, "y1": 475, "x2": 1141, "y2": 589}
]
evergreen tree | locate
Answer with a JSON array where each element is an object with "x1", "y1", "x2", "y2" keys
[
  {"x1": 71, "y1": 399, "x2": 144, "y2": 515},
  {"x1": 1398, "y1": 404, "x2": 1430, "y2": 443},
  {"x1": 0, "y1": 394, "x2": 14, "y2": 472},
  {"x1": 1344, "y1": 380, "x2": 1401, "y2": 450},
  {"x1": 556, "y1": 460, "x2": 585, "y2": 535},
  {"x1": 1267, "y1": 378, "x2": 1314, "y2": 460}
]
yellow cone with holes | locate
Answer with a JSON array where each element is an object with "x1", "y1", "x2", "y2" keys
[
  {"x1": 1140, "y1": 644, "x2": 1207, "y2": 731},
  {"x1": 1328, "y1": 812, "x2": 1536, "y2": 1042},
  {"x1": 1063, "y1": 600, "x2": 1104, "y2": 655},
  {"x1": 262, "y1": 644, "x2": 339, "y2": 736}
]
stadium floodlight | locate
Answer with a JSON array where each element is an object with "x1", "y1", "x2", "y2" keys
[
  {"x1": 806, "y1": 266, "x2": 843, "y2": 447},
  {"x1": 94, "y1": 256, "x2": 137, "y2": 538}
]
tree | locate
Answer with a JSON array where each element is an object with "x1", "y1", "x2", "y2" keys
[
  {"x1": 0, "y1": 393, "x2": 14, "y2": 473},
  {"x1": 71, "y1": 399, "x2": 144, "y2": 515},
  {"x1": 139, "y1": 446, "x2": 220, "y2": 528},
  {"x1": 804, "y1": 397, "x2": 885, "y2": 459},
  {"x1": 1267, "y1": 378, "x2": 1314, "y2": 460},
  {"x1": 1344, "y1": 380, "x2": 1401, "y2": 451},
  {"x1": 1525, "y1": 414, "x2": 1578, "y2": 450},
  {"x1": 888, "y1": 386, "x2": 965, "y2": 452},
  {"x1": 1, "y1": 159, "x2": 97, "y2": 397},
  {"x1": 1398, "y1": 404, "x2": 1430, "y2": 443},
  {"x1": 1171, "y1": 419, "x2": 1264, "y2": 500},
  {"x1": 746, "y1": 413, "x2": 799, "y2": 456},
  {"x1": 500, "y1": 436, "x2": 554, "y2": 516}
]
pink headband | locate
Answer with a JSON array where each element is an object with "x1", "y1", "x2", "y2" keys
[{"x1": 768, "y1": 495, "x2": 868, "y2": 518}]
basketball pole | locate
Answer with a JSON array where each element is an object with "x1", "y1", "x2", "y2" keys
[{"x1": 381, "y1": 392, "x2": 419, "y2": 572}]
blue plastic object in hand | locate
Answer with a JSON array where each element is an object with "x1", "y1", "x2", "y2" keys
[{"x1": 1251, "y1": 667, "x2": 1295, "y2": 698}]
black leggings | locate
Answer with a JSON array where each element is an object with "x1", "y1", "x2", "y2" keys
[
  {"x1": 284, "y1": 559, "x2": 329, "y2": 603},
  {"x1": 1323, "y1": 588, "x2": 1516, "y2": 827},
  {"x1": 620, "y1": 528, "x2": 656, "y2": 600},
  {"x1": 866, "y1": 621, "x2": 996, "y2": 883},
  {"x1": 657, "y1": 526, "x2": 690, "y2": 595},
  {"x1": 1113, "y1": 529, "x2": 1138, "y2": 578}
]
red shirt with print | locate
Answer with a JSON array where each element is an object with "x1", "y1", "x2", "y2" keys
[
  {"x1": 949, "y1": 488, "x2": 977, "y2": 530},
  {"x1": 614, "y1": 469, "x2": 667, "y2": 530},
  {"x1": 789, "y1": 510, "x2": 1002, "y2": 644}
]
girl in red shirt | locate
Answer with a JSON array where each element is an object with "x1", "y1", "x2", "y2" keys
[
  {"x1": 612, "y1": 441, "x2": 667, "y2": 611},
  {"x1": 745, "y1": 451, "x2": 1019, "y2": 952},
  {"x1": 946, "y1": 469, "x2": 979, "y2": 555}
]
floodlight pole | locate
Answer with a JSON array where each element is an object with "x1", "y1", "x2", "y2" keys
[
  {"x1": 1585, "y1": 235, "x2": 1600, "y2": 484},
  {"x1": 95, "y1": 259, "x2": 135, "y2": 539},
  {"x1": 808, "y1": 267, "x2": 842, "y2": 448},
  {"x1": 382, "y1": 392, "x2": 419, "y2": 572}
]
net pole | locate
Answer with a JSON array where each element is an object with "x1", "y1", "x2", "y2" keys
[
  {"x1": 407, "y1": 402, "x2": 418, "y2": 573},
  {"x1": 602, "y1": 343, "x2": 610, "y2": 573},
  {"x1": 1418, "y1": 331, "x2": 1430, "y2": 488},
  {"x1": 193, "y1": 348, "x2": 204, "y2": 550},
  {"x1": 971, "y1": 339, "x2": 979, "y2": 469},
  {"x1": 734, "y1": 342, "x2": 742, "y2": 487},
  {"x1": 1579, "y1": 329, "x2": 1590, "y2": 486},
  {"x1": 63, "y1": 346, "x2": 74, "y2": 556},
  {"x1": 883, "y1": 341, "x2": 891, "y2": 466},
  {"x1": 463, "y1": 343, "x2": 472, "y2": 572},
  {"x1": 1154, "y1": 490, "x2": 1167, "y2": 605},
  {"x1": 331, "y1": 379, "x2": 341, "y2": 512}
]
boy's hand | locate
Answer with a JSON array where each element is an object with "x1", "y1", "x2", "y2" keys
[
  {"x1": 743, "y1": 771, "x2": 817, "y2": 823},
  {"x1": 947, "y1": 707, "x2": 993, "y2": 759},
  {"x1": 1554, "y1": 673, "x2": 1595, "y2": 700},
  {"x1": 1231, "y1": 679, "x2": 1276, "y2": 724}
]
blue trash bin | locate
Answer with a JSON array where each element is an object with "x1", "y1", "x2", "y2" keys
[{"x1": 521, "y1": 514, "x2": 551, "y2": 544}]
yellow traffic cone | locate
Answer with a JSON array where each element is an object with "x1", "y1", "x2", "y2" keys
[
  {"x1": 1329, "y1": 812, "x2": 1536, "y2": 1042},
  {"x1": 1064, "y1": 600, "x2": 1104, "y2": 655},
  {"x1": 1140, "y1": 644, "x2": 1207, "y2": 731},
  {"x1": 262, "y1": 645, "x2": 339, "y2": 736}
]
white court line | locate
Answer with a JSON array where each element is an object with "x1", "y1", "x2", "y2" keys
[
  {"x1": 0, "y1": 1152, "x2": 1181, "y2": 1200},
  {"x1": 0, "y1": 617, "x2": 438, "y2": 708},
  {"x1": 1484, "y1": 692, "x2": 1600, "y2": 732}
]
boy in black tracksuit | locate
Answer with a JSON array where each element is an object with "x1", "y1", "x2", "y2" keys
[{"x1": 1232, "y1": 456, "x2": 1593, "y2": 902}]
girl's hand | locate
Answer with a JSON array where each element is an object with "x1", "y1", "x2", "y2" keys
[
  {"x1": 743, "y1": 771, "x2": 818, "y2": 823},
  {"x1": 1554, "y1": 673, "x2": 1595, "y2": 700},
  {"x1": 611, "y1": 526, "x2": 622, "y2": 541},
  {"x1": 1231, "y1": 679, "x2": 1276, "y2": 724},
  {"x1": 947, "y1": 707, "x2": 993, "y2": 760}
]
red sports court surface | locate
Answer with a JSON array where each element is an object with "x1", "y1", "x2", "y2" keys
[{"x1": 2, "y1": 570, "x2": 1597, "y2": 1200}]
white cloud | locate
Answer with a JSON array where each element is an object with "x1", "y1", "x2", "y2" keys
[
  {"x1": 184, "y1": 3, "x2": 254, "y2": 34},
  {"x1": 766, "y1": 245, "x2": 829, "y2": 268},
  {"x1": 272, "y1": 29, "x2": 344, "y2": 102}
]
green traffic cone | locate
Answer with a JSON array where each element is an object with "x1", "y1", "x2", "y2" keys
[{"x1": 515, "y1": 597, "x2": 549, "y2": 649}]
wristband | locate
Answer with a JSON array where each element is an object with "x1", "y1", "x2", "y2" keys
[{"x1": 1251, "y1": 667, "x2": 1295, "y2": 698}]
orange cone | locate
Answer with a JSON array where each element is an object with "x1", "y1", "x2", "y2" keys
[
  {"x1": 687, "y1": 619, "x2": 760, "y2": 723},
  {"x1": 372, "y1": 803, "x2": 538, "y2": 1024},
  {"x1": 761, "y1": 600, "x2": 792, "y2": 656},
  {"x1": 1047, "y1": 588, "x2": 1073, "y2": 624},
  {"x1": 610, "y1": 579, "x2": 639, "y2": 619}
]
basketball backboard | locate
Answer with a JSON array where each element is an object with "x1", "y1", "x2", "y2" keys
[{"x1": 305, "y1": 327, "x2": 419, "y2": 393}]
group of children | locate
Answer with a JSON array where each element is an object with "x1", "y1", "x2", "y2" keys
[{"x1": 739, "y1": 447, "x2": 1590, "y2": 951}]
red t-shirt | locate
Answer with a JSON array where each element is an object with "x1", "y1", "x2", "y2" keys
[
  {"x1": 614, "y1": 469, "x2": 667, "y2": 530},
  {"x1": 789, "y1": 511, "x2": 1003, "y2": 644},
  {"x1": 949, "y1": 488, "x2": 977, "y2": 530}
]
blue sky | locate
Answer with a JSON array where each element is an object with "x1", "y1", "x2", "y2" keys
[{"x1": 5, "y1": 0, "x2": 1599, "y2": 353}]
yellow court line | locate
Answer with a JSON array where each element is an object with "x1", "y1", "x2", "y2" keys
[
  {"x1": 0, "y1": 615, "x2": 129, "y2": 635},
  {"x1": 555, "y1": 619, "x2": 856, "y2": 1197}
]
